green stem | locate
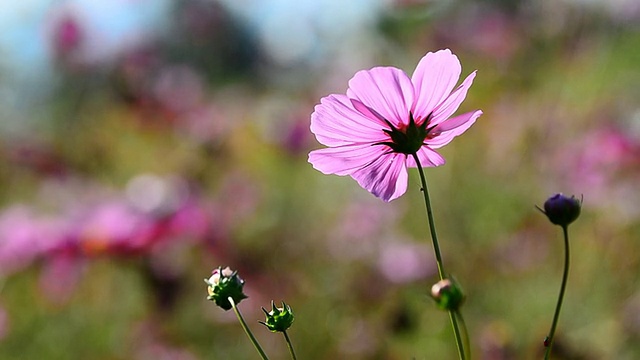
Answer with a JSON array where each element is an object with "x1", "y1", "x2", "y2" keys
[
  {"x1": 229, "y1": 297, "x2": 270, "y2": 360},
  {"x1": 448, "y1": 311, "x2": 466, "y2": 360},
  {"x1": 411, "y1": 154, "x2": 446, "y2": 279},
  {"x1": 455, "y1": 310, "x2": 471, "y2": 360},
  {"x1": 544, "y1": 225, "x2": 571, "y2": 359},
  {"x1": 411, "y1": 153, "x2": 466, "y2": 360},
  {"x1": 283, "y1": 330, "x2": 298, "y2": 360}
]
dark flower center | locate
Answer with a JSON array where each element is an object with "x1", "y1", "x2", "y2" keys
[{"x1": 375, "y1": 112, "x2": 434, "y2": 155}]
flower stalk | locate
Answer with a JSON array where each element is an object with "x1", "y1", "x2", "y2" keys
[
  {"x1": 229, "y1": 297, "x2": 270, "y2": 360},
  {"x1": 283, "y1": 330, "x2": 298, "y2": 360},
  {"x1": 412, "y1": 153, "x2": 468, "y2": 360},
  {"x1": 543, "y1": 225, "x2": 571, "y2": 359}
]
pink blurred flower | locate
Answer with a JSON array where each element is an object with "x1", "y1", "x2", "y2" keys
[
  {"x1": 308, "y1": 49, "x2": 482, "y2": 201},
  {"x1": 0, "y1": 206, "x2": 68, "y2": 276},
  {"x1": 568, "y1": 126, "x2": 638, "y2": 191},
  {"x1": 165, "y1": 200, "x2": 212, "y2": 242},
  {"x1": 75, "y1": 200, "x2": 155, "y2": 256},
  {"x1": 51, "y1": 16, "x2": 83, "y2": 62},
  {"x1": 558, "y1": 125, "x2": 640, "y2": 220},
  {"x1": 377, "y1": 242, "x2": 434, "y2": 284}
]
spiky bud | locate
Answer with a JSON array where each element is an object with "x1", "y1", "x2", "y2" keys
[{"x1": 259, "y1": 301, "x2": 295, "y2": 332}]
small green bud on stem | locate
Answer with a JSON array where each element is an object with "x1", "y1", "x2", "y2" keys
[
  {"x1": 259, "y1": 301, "x2": 295, "y2": 332},
  {"x1": 431, "y1": 278, "x2": 465, "y2": 312}
]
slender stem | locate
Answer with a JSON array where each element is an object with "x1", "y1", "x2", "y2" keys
[
  {"x1": 455, "y1": 310, "x2": 471, "y2": 360},
  {"x1": 544, "y1": 225, "x2": 571, "y2": 359},
  {"x1": 229, "y1": 297, "x2": 270, "y2": 360},
  {"x1": 411, "y1": 153, "x2": 446, "y2": 280},
  {"x1": 411, "y1": 153, "x2": 466, "y2": 360},
  {"x1": 283, "y1": 331, "x2": 298, "y2": 360},
  {"x1": 448, "y1": 311, "x2": 466, "y2": 360}
]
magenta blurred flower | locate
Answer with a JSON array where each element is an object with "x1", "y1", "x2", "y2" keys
[
  {"x1": 308, "y1": 49, "x2": 482, "y2": 201},
  {"x1": 52, "y1": 16, "x2": 83, "y2": 60},
  {"x1": 76, "y1": 200, "x2": 155, "y2": 256},
  {"x1": 0, "y1": 206, "x2": 68, "y2": 276}
]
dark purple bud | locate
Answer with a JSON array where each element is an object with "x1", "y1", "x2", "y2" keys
[{"x1": 538, "y1": 194, "x2": 582, "y2": 227}]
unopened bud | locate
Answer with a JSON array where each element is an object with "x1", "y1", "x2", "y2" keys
[
  {"x1": 431, "y1": 278, "x2": 465, "y2": 311},
  {"x1": 204, "y1": 266, "x2": 248, "y2": 310},
  {"x1": 537, "y1": 193, "x2": 582, "y2": 227},
  {"x1": 259, "y1": 301, "x2": 295, "y2": 332}
]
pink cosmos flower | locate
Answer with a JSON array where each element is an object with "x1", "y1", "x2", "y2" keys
[{"x1": 308, "y1": 49, "x2": 482, "y2": 201}]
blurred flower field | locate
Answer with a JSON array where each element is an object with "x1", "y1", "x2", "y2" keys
[{"x1": 0, "y1": 0, "x2": 639, "y2": 359}]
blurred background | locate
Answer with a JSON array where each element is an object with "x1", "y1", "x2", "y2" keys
[{"x1": 0, "y1": 0, "x2": 638, "y2": 359}]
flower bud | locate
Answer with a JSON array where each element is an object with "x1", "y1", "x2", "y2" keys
[
  {"x1": 538, "y1": 193, "x2": 582, "y2": 227},
  {"x1": 204, "y1": 266, "x2": 247, "y2": 310},
  {"x1": 431, "y1": 279, "x2": 465, "y2": 311},
  {"x1": 259, "y1": 301, "x2": 294, "y2": 332}
]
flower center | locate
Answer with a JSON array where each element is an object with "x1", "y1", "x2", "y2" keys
[{"x1": 375, "y1": 112, "x2": 433, "y2": 155}]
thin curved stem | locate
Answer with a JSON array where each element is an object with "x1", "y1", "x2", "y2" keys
[
  {"x1": 544, "y1": 225, "x2": 571, "y2": 359},
  {"x1": 283, "y1": 330, "x2": 298, "y2": 360},
  {"x1": 229, "y1": 297, "x2": 270, "y2": 360},
  {"x1": 411, "y1": 153, "x2": 466, "y2": 360}
]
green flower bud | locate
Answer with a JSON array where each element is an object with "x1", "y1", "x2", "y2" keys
[
  {"x1": 259, "y1": 301, "x2": 294, "y2": 332},
  {"x1": 537, "y1": 193, "x2": 582, "y2": 227},
  {"x1": 204, "y1": 266, "x2": 248, "y2": 310},
  {"x1": 431, "y1": 279, "x2": 465, "y2": 311}
]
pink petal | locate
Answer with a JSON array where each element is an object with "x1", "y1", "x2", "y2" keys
[
  {"x1": 346, "y1": 67, "x2": 414, "y2": 127},
  {"x1": 429, "y1": 71, "x2": 477, "y2": 127},
  {"x1": 431, "y1": 108, "x2": 477, "y2": 133},
  {"x1": 308, "y1": 144, "x2": 386, "y2": 176},
  {"x1": 426, "y1": 110, "x2": 482, "y2": 149},
  {"x1": 311, "y1": 94, "x2": 388, "y2": 147},
  {"x1": 350, "y1": 99, "x2": 388, "y2": 125},
  {"x1": 351, "y1": 153, "x2": 408, "y2": 202},
  {"x1": 406, "y1": 147, "x2": 446, "y2": 168},
  {"x1": 411, "y1": 49, "x2": 461, "y2": 119}
]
